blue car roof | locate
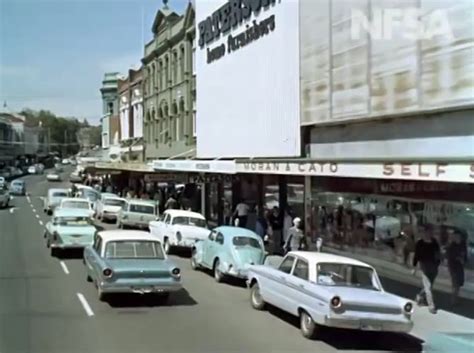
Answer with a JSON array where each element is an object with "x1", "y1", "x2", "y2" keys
[
  {"x1": 214, "y1": 226, "x2": 260, "y2": 239},
  {"x1": 53, "y1": 208, "x2": 91, "y2": 217}
]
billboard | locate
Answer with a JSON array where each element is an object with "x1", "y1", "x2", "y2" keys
[
  {"x1": 300, "y1": 0, "x2": 474, "y2": 125},
  {"x1": 195, "y1": 0, "x2": 300, "y2": 158}
]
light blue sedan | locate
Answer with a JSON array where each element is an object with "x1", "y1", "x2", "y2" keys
[
  {"x1": 84, "y1": 230, "x2": 182, "y2": 301},
  {"x1": 191, "y1": 226, "x2": 265, "y2": 282}
]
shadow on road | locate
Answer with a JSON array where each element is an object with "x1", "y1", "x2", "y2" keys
[
  {"x1": 55, "y1": 249, "x2": 84, "y2": 259},
  {"x1": 266, "y1": 305, "x2": 423, "y2": 352},
  {"x1": 169, "y1": 248, "x2": 192, "y2": 258},
  {"x1": 106, "y1": 288, "x2": 198, "y2": 308}
]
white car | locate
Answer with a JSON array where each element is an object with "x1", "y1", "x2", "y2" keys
[
  {"x1": 46, "y1": 172, "x2": 61, "y2": 182},
  {"x1": 149, "y1": 209, "x2": 209, "y2": 254},
  {"x1": 43, "y1": 188, "x2": 69, "y2": 215},
  {"x1": 28, "y1": 166, "x2": 37, "y2": 174},
  {"x1": 96, "y1": 196, "x2": 127, "y2": 222},
  {"x1": 62, "y1": 158, "x2": 70, "y2": 165},
  {"x1": 0, "y1": 176, "x2": 5, "y2": 188},
  {"x1": 247, "y1": 252, "x2": 414, "y2": 339},
  {"x1": 58, "y1": 198, "x2": 95, "y2": 218},
  {"x1": 0, "y1": 188, "x2": 10, "y2": 208}
]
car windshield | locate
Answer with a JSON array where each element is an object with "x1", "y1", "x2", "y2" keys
[
  {"x1": 105, "y1": 241, "x2": 164, "y2": 259},
  {"x1": 105, "y1": 199, "x2": 126, "y2": 207},
  {"x1": 317, "y1": 263, "x2": 380, "y2": 290},
  {"x1": 55, "y1": 216, "x2": 93, "y2": 226},
  {"x1": 83, "y1": 190, "x2": 99, "y2": 202},
  {"x1": 232, "y1": 236, "x2": 261, "y2": 249},
  {"x1": 62, "y1": 201, "x2": 89, "y2": 209},
  {"x1": 12, "y1": 181, "x2": 24, "y2": 186},
  {"x1": 172, "y1": 216, "x2": 207, "y2": 228},
  {"x1": 52, "y1": 192, "x2": 68, "y2": 198}
]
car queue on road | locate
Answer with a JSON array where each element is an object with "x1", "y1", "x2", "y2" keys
[{"x1": 10, "y1": 165, "x2": 414, "y2": 342}]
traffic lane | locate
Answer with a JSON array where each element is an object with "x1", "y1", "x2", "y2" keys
[
  {"x1": 380, "y1": 275, "x2": 474, "y2": 319},
  {"x1": 0, "y1": 193, "x2": 101, "y2": 353}
]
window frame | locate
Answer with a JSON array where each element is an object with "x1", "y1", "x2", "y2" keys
[
  {"x1": 279, "y1": 255, "x2": 296, "y2": 274},
  {"x1": 215, "y1": 232, "x2": 224, "y2": 245},
  {"x1": 292, "y1": 258, "x2": 309, "y2": 281}
]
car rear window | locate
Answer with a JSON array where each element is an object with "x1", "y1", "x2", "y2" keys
[
  {"x1": 130, "y1": 204, "x2": 154, "y2": 214},
  {"x1": 105, "y1": 241, "x2": 164, "y2": 259},
  {"x1": 172, "y1": 216, "x2": 207, "y2": 228},
  {"x1": 53, "y1": 192, "x2": 68, "y2": 198},
  {"x1": 232, "y1": 236, "x2": 261, "y2": 249},
  {"x1": 105, "y1": 199, "x2": 126, "y2": 207},
  {"x1": 62, "y1": 201, "x2": 89, "y2": 209},
  {"x1": 55, "y1": 216, "x2": 93, "y2": 226},
  {"x1": 317, "y1": 263, "x2": 380, "y2": 290}
]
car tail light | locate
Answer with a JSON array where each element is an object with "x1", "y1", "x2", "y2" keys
[
  {"x1": 330, "y1": 296, "x2": 342, "y2": 310},
  {"x1": 171, "y1": 268, "x2": 181, "y2": 278},
  {"x1": 103, "y1": 268, "x2": 113, "y2": 278},
  {"x1": 404, "y1": 302, "x2": 413, "y2": 314}
]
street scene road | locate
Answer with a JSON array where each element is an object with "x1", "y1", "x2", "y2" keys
[{"x1": 0, "y1": 169, "x2": 430, "y2": 353}]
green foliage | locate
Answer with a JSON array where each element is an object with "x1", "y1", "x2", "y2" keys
[{"x1": 20, "y1": 109, "x2": 99, "y2": 156}]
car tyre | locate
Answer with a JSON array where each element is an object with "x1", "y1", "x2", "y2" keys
[
  {"x1": 214, "y1": 259, "x2": 224, "y2": 283},
  {"x1": 300, "y1": 310, "x2": 319, "y2": 339},
  {"x1": 50, "y1": 247, "x2": 58, "y2": 257},
  {"x1": 250, "y1": 282, "x2": 265, "y2": 310},
  {"x1": 190, "y1": 249, "x2": 200, "y2": 270},
  {"x1": 98, "y1": 286, "x2": 107, "y2": 302},
  {"x1": 86, "y1": 274, "x2": 92, "y2": 282},
  {"x1": 163, "y1": 238, "x2": 171, "y2": 255}
]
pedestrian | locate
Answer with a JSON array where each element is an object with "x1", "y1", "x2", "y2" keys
[
  {"x1": 165, "y1": 194, "x2": 178, "y2": 210},
  {"x1": 412, "y1": 225, "x2": 441, "y2": 314},
  {"x1": 255, "y1": 208, "x2": 268, "y2": 240},
  {"x1": 403, "y1": 231, "x2": 416, "y2": 267},
  {"x1": 233, "y1": 200, "x2": 249, "y2": 228},
  {"x1": 284, "y1": 217, "x2": 304, "y2": 253},
  {"x1": 268, "y1": 206, "x2": 283, "y2": 255},
  {"x1": 446, "y1": 230, "x2": 467, "y2": 305}
]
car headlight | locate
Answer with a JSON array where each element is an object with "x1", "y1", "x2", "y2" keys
[
  {"x1": 330, "y1": 296, "x2": 343, "y2": 310},
  {"x1": 171, "y1": 268, "x2": 181, "y2": 279},
  {"x1": 102, "y1": 268, "x2": 113, "y2": 278}
]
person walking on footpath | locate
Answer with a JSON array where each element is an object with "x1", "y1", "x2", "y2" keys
[
  {"x1": 268, "y1": 207, "x2": 283, "y2": 255},
  {"x1": 446, "y1": 230, "x2": 467, "y2": 305},
  {"x1": 412, "y1": 225, "x2": 441, "y2": 314},
  {"x1": 284, "y1": 217, "x2": 305, "y2": 254},
  {"x1": 165, "y1": 194, "x2": 178, "y2": 210},
  {"x1": 233, "y1": 200, "x2": 249, "y2": 228}
]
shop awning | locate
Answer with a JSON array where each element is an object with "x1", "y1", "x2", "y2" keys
[
  {"x1": 152, "y1": 159, "x2": 236, "y2": 174},
  {"x1": 94, "y1": 162, "x2": 154, "y2": 172}
]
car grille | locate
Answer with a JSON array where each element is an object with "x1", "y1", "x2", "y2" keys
[{"x1": 344, "y1": 304, "x2": 402, "y2": 315}]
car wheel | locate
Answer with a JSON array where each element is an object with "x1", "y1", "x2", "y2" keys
[
  {"x1": 158, "y1": 292, "x2": 170, "y2": 303},
  {"x1": 46, "y1": 238, "x2": 51, "y2": 248},
  {"x1": 190, "y1": 249, "x2": 200, "y2": 270},
  {"x1": 43, "y1": 231, "x2": 47, "y2": 239},
  {"x1": 250, "y1": 282, "x2": 265, "y2": 310},
  {"x1": 214, "y1": 259, "x2": 224, "y2": 283},
  {"x1": 163, "y1": 238, "x2": 171, "y2": 254},
  {"x1": 50, "y1": 247, "x2": 57, "y2": 257},
  {"x1": 86, "y1": 274, "x2": 92, "y2": 282},
  {"x1": 300, "y1": 310, "x2": 319, "y2": 339}
]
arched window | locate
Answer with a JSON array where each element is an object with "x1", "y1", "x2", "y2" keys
[
  {"x1": 171, "y1": 101, "x2": 178, "y2": 116},
  {"x1": 180, "y1": 45, "x2": 185, "y2": 79},
  {"x1": 179, "y1": 97, "x2": 185, "y2": 113}
]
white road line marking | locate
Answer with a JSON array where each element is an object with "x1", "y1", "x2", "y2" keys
[
  {"x1": 76, "y1": 293, "x2": 94, "y2": 317},
  {"x1": 35, "y1": 214, "x2": 40, "y2": 219},
  {"x1": 27, "y1": 196, "x2": 31, "y2": 203},
  {"x1": 60, "y1": 261, "x2": 70, "y2": 274},
  {"x1": 39, "y1": 220, "x2": 44, "y2": 226},
  {"x1": 9, "y1": 208, "x2": 17, "y2": 214},
  {"x1": 32, "y1": 208, "x2": 36, "y2": 213}
]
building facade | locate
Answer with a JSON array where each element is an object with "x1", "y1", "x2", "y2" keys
[
  {"x1": 118, "y1": 67, "x2": 145, "y2": 162},
  {"x1": 152, "y1": 0, "x2": 474, "y2": 292},
  {"x1": 142, "y1": 1, "x2": 196, "y2": 160},
  {"x1": 100, "y1": 72, "x2": 121, "y2": 149}
]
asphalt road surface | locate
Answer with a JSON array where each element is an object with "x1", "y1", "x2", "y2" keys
[{"x1": 0, "y1": 170, "x2": 423, "y2": 353}]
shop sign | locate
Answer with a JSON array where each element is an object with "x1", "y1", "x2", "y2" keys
[
  {"x1": 198, "y1": 0, "x2": 279, "y2": 64},
  {"x1": 237, "y1": 161, "x2": 474, "y2": 183},
  {"x1": 144, "y1": 174, "x2": 184, "y2": 183},
  {"x1": 188, "y1": 174, "x2": 234, "y2": 184},
  {"x1": 153, "y1": 160, "x2": 236, "y2": 174}
]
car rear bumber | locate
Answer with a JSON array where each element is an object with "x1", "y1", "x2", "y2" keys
[
  {"x1": 105, "y1": 259, "x2": 176, "y2": 279},
  {"x1": 57, "y1": 226, "x2": 96, "y2": 246}
]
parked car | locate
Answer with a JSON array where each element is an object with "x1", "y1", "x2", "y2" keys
[
  {"x1": 46, "y1": 172, "x2": 61, "y2": 182},
  {"x1": 45, "y1": 208, "x2": 97, "y2": 257},
  {"x1": 37, "y1": 163, "x2": 45, "y2": 174},
  {"x1": 43, "y1": 188, "x2": 69, "y2": 215},
  {"x1": 191, "y1": 226, "x2": 265, "y2": 282},
  {"x1": 69, "y1": 172, "x2": 83, "y2": 183},
  {"x1": 58, "y1": 197, "x2": 95, "y2": 218},
  {"x1": 73, "y1": 185, "x2": 101, "y2": 207},
  {"x1": 0, "y1": 170, "x2": 11, "y2": 178},
  {"x1": 61, "y1": 158, "x2": 70, "y2": 165},
  {"x1": 0, "y1": 176, "x2": 5, "y2": 188},
  {"x1": 149, "y1": 209, "x2": 209, "y2": 254},
  {"x1": 247, "y1": 252, "x2": 414, "y2": 339},
  {"x1": 0, "y1": 188, "x2": 10, "y2": 208},
  {"x1": 28, "y1": 165, "x2": 37, "y2": 174},
  {"x1": 117, "y1": 200, "x2": 158, "y2": 230},
  {"x1": 83, "y1": 230, "x2": 182, "y2": 301},
  {"x1": 96, "y1": 195, "x2": 127, "y2": 222},
  {"x1": 10, "y1": 180, "x2": 26, "y2": 196}
]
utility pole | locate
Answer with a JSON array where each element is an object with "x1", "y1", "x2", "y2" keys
[{"x1": 63, "y1": 130, "x2": 68, "y2": 157}]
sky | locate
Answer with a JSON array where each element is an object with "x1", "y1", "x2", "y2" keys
[{"x1": 0, "y1": 0, "x2": 189, "y2": 125}]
